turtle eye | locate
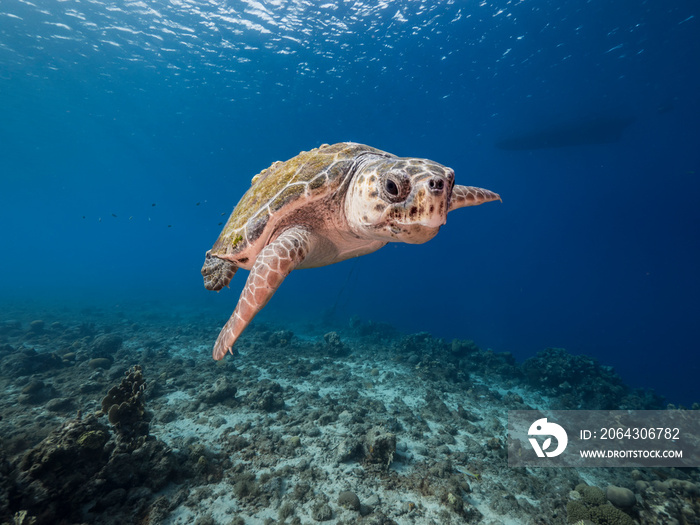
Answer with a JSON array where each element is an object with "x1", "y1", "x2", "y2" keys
[{"x1": 383, "y1": 175, "x2": 408, "y2": 202}]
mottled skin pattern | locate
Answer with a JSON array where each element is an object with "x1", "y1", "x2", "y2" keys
[{"x1": 202, "y1": 142, "x2": 500, "y2": 360}]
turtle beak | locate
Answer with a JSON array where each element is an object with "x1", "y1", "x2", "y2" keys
[{"x1": 420, "y1": 215, "x2": 447, "y2": 228}]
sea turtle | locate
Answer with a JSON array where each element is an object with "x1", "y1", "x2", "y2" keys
[{"x1": 202, "y1": 142, "x2": 500, "y2": 360}]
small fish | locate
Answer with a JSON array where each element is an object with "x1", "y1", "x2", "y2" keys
[
  {"x1": 112, "y1": 213, "x2": 117, "y2": 217},
  {"x1": 456, "y1": 467, "x2": 481, "y2": 481}
]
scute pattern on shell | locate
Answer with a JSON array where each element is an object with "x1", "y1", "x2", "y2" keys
[{"x1": 210, "y1": 142, "x2": 391, "y2": 257}]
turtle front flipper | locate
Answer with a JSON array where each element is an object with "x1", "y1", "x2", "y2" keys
[
  {"x1": 448, "y1": 185, "x2": 501, "y2": 212},
  {"x1": 201, "y1": 251, "x2": 238, "y2": 291},
  {"x1": 213, "y1": 227, "x2": 313, "y2": 360}
]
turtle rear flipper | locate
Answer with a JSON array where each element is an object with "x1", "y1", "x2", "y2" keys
[{"x1": 201, "y1": 251, "x2": 238, "y2": 291}]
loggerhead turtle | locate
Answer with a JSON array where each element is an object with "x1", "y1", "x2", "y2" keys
[{"x1": 202, "y1": 142, "x2": 500, "y2": 360}]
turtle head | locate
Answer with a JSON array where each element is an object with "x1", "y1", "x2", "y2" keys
[{"x1": 345, "y1": 155, "x2": 455, "y2": 244}]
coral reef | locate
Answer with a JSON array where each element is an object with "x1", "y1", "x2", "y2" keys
[
  {"x1": 13, "y1": 413, "x2": 113, "y2": 523},
  {"x1": 0, "y1": 304, "x2": 693, "y2": 525},
  {"x1": 0, "y1": 359, "x2": 215, "y2": 525},
  {"x1": 522, "y1": 347, "x2": 665, "y2": 409},
  {"x1": 100, "y1": 365, "x2": 149, "y2": 448},
  {"x1": 566, "y1": 483, "x2": 636, "y2": 525}
]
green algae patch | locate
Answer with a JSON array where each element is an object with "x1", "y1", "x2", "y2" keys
[{"x1": 77, "y1": 430, "x2": 108, "y2": 450}]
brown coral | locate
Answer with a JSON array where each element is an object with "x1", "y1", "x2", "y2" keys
[{"x1": 100, "y1": 365, "x2": 149, "y2": 448}]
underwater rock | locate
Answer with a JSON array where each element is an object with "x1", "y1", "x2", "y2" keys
[
  {"x1": 79, "y1": 381, "x2": 103, "y2": 394},
  {"x1": 99, "y1": 439, "x2": 177, "y2": 492},
  {"x1": 0, "y1": 320, "x2": 22, "y2": 335},
  {"x1": 422, "y1": 390, "x2": 452, "y2": 421},
  {"x1": 323, "y1": 331, "x2": 349, "y2": 357},
  {"x1": 606, "y1": 485, "x2": 636, "y2": 509},
  {"x1": 0, "y1": 446, "x2": 11, "y2": 524},
  {"x1": 292, "y1": 481, "x2": 313, "y2": 503},
  {"x1": 337, "y1": 490, "x2": 361, "y2": 511},
  {"x1": 44, "y1": 397, "x2": 74, "y2": 412},
  {"x1": 502, "y1": 391, "x2": 526, "y2": 408},
  {"x1": 94, "y1": 487, "x2": 127, "y2": 512},
  {"x1": 2, "y1": 349, "x2": 63, "y2": 377},
  {"x1": 245, "y1": 379, "x2": 285, "y2": 412},
  {"x1": 231, "y1": 471, "x2": 261, "y2": 501},
  {"x1": 89, "y1": 357, "x2": 113, "y2": 369},
  {"x1": 311, "y1": 499, "x2": 333, "y2": 521},
  {"x1": 0, "y1": 344, "x2": 14, "y2": 359},
  {"x1": 198, "y1": 376, "x2": 237, "y2": 406},
  {"x1": 445, "y1": 491, "x2": 463, "y2": 512},
  {"x1": 17, "y1": 380, "x2": 57, "y2": 405},
  {"x1": 456, "y1": 404, "x2": 480, "y2": 422},
  {"x1": 277, "y1": 501, "x2": 295, "y2": 521},
  {"x1": 29, "y1": 320, "x2": 45, "y2": 333},
  {"x1": 364, "y1": 427, "x2": 396, "y2": 468},
  {"x1": 156, "y1": 409, "x2": 178, "y2": 424},
  {"x1": 90, "y1": 334, "x2": 123, "y2": 358},
  {"x1": 268, "y1": 329, "x2": 294, "y2": 347},
  {"x1": 336, "y1": 437, "x2": 363, "y2": 463},
  {"x1": 667, "y1": 478, "x2": 700, "y2": 496},
  {"x1": 20, "y1": 378, "x2": 45, "y2": 394}
]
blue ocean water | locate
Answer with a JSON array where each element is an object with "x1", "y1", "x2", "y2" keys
[{"x1": 1, "y1": 0, "x2": 698, "y2": 405}]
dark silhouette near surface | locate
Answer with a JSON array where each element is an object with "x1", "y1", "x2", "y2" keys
[{"x1": 496, "y1": 116, "x2": 636, "y2": 150}]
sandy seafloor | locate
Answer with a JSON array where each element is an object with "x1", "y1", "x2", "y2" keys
[{"x1": 0, "y1": 301, "x2": 698, "y2": 525}]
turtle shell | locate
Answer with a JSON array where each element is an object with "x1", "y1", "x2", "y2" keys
[{"x1": 209, "y1": 142, "x2": 392, "y2": 262}]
